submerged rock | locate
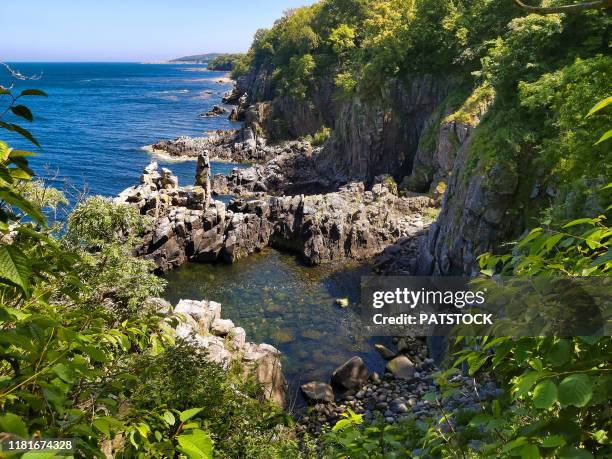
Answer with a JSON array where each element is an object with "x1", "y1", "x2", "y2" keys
[
  {"x1": 374, "y1": 344, "x2": 396, "y2": 360},
  {"x1": 201, "y1": 105, "x2": 229, "y2": 117},
  {"x1": 335, "y1": 298, "x2": 349, "y2": 308},
  {"x1": 301, "y1": 381, "x2": 335, "y2": 404}
]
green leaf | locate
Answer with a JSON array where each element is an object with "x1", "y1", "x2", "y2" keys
[
  {"x1": 0, "y1": 140, "x2": 10, "y2": 161},
  {"x1": 558, "y1": 374, "x2": 593, "y2": 407},
  {"x1": 594, "y1": 129, "x2": 612, "y2": 145},
  {"x1": 21, "y1": 453, "x2": 58, "y2": 459},
  {"x1": 9, "y1": 149, "x2": 36, "y2": 158},
  {"x1": 558, "y1": 446, "x2": 594, "y2": 459},
  {"x1": 0, "y1": 189, "x2": 46, "y2": 224},
  {"x1": 502, "y1": 437, "x2": 528, "y2": 453},
  {"x1": 177, "y1": 429, "x2": 213, "y2": 459},
  {"x1": 93, "y1": 417, "x2": 112, "y2": 437},
  {"x1": 548, "y1": 339, "x2": 571, "y2": 366},
  {"x1": 562, "y1": 218, "x2": 595, "y2": 229},
  {"x1": 10, "y1": 105, "x2": 33, "y2": 122},
  {"x1": 586, "y1": 95, "x2": 612, "y2": 117},
  {"x1": 513, "y1": 371, "x2": 539, "y2": 399},
  {"x1": 0, "y1": 413, "x2": 29, "y2": 437},
  {"x1": 179, "y1": 407, "x2": 204, "y2": 422},
  {"x1": 520, "y1": 444, "x2": 539, "y2": 459},
  {"x1": 540, "y1": 435, "x2": 565, "y2": 448},
  {"x1": 0, "y1": 244, "x2": 31, "y2": 292},
  {"x1": 163, "y1": 411, "x2": 176, "y2": 426},
  {"x1": 0, "y1": 121, "x2": 40, "y2": 147},
  {"x1": 532, "y1": 380, "x2": 557, "y2": 409},
  {"x1": 592, "y1": 429, "x2": 608, "y2": 444},
  {"x1": 20, "y1": 89, "x2": 48, "y2": 97}
]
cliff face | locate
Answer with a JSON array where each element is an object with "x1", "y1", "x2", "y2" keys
[
  {"x1": 234, "y1": 66, "x2": 524, "y2": 275},
  {"x1": 317, "y1": 76, "x2": 450, "y2": 185}
]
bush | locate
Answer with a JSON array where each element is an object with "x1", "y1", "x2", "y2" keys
[{"x1": 128, "y1": 341, "x2": 301, "y2": 459}]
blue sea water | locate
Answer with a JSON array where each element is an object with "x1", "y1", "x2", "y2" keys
[{"x1": 2, "y1": 62, "x2": 244, "y2": 199}]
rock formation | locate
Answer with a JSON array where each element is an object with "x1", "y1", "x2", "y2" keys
[
  {"x1": 168, "y1": 297, "x2": 286, "y2": 407},
  {"x1": 116, "y1": 158, "x2": 436, "y2": 271}
]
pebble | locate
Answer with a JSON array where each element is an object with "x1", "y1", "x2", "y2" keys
[{"x1": 298, "y1": 337, "x2": 501, "y2": 436}]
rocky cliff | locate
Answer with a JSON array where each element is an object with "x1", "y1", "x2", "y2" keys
[
  {"x1": 116, "y1": 157, "x2": 436, "y2": 271},
  {"x1": 229, "y1": 67, "x2": 522, "y2": 275}
]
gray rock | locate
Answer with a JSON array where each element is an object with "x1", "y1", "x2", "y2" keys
[
  {"x1": 301, "y1": 381, "x2": 335, "y2": 404},
  {"x1": 375, "y1": 344, "x2": 396, "y2": 360},
  {"x1": 386, "y1": 355, "x2": 416, "y2": 380},
  {"x1": 331, "y1": 356, "x2": 369, "y2": 391}
]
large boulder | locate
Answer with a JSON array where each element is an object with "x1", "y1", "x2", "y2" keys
[
  {"x1": 242, "y1": 343, "x2": 287, "y2": 408},
  {"x1": 331, "y1": 356, "x2": 369, "y2": 391}
]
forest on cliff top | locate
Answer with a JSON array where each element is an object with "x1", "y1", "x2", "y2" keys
[{"x1": 0, "y1": 0, "x2": 610, "y2": 458}]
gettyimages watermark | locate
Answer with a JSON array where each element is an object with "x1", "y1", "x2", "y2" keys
[{"x1": 360, "y1": 276, "x2": 611, "y2": 337}]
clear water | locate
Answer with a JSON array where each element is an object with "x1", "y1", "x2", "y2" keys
[
  {"x1": 163, "y1": 249, "x2": 390, "y2": 398},
  {"x1": 2, "y1": 62, "x2": 246, "y2": 198},
  {"x1": 3, "y1": 63, "x2": 384, "y2": 394}
]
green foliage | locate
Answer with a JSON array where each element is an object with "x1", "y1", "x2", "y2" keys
[
  {"x1": 208, "y1": 53, "x2": 246, "y2": 72},
  {"x1": 305, "y1": 125, "x2": 332, "y2": 146},
  {"x1": 0, "y1": 84, "x2": 298, "y2": 457},
  {"x1": 65, "y1": 196, "x2": 165, "y2": 321},
  {"x1": 322, "y1": 413, "x2": 422, "y2": 458},
  {"x1": 128, "y1": 342, "x2": 301, "y2": 458}
]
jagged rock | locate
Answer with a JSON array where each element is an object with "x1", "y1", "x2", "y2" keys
[
  {"x1": 174, "y1": 299, "x2": 221, "y2": 333},
  {"x1": 211, "y1": 318, "x2": 235, "y2": 336},
  {"x1": 149, "y1": 131, "x2": 275, "y2": 163},
  {"x1": 331, "y1": 356, "x2": 369, "y2": 391},
  {"x1": 301, "y1": 382, "x2": 335, "y2": 403},
  {"x1": 386, "y1": 355, "x2": 416, "y2": 380},
  {"x1": 118, "y1": 157, "x2": 435, "y2": 272},
  {"x1": 242, "y1": 343, "x2": 287, "y2": 408},
  {"x1": 201, "y1": 105, "x2": 228, "y2": 117},
  {"x1": 168, "y1": 298, "x2": 286, "y2": 407},
  {"x1": 195, "y1": 153, "x2": 212, "y2": 202},
  {"x1": 230, "y1": 327, "x2": 246, "y2": 350}
]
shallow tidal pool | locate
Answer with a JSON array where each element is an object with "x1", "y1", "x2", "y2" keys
[{"x1": 162, "y1": 248, "x2": 389, "y2": 402}]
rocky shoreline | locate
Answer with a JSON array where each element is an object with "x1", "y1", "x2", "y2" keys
[
  {"x1": 154, "y1": 297, "x2": 286, "y2": 407},
  {"x1": 121, "y1": 81, "x2": 496, "y2": 438},
  {"x1": 296, "y1": 337, "x2": 501, "y2": 445},
  {"x1": 116, "y1": 155, "x2": 435, "y2": 271}
]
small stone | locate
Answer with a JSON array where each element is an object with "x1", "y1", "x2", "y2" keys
[
  {"x1": 336, "y1": 298, "x2": 349, "y2": 308},
  {"x1": 386, "y1": 355, "x2": 416, "y2": 380}
]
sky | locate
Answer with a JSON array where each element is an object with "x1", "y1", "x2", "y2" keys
[{"x1": 0, "y1": 0, "x2": 317, "y2": 62}]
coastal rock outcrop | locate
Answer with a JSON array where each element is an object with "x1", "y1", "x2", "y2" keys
[
  {"x1": 117, "y1": 158, "x2": 436, "y2": 270},
  {"x1": 211, "y1": 141, "x2": 333, "y2": 197},
  {"x1": 200, "y1": 105, "x2": 229, "y2": 117},
  {"x1": 171, "y1": 298, "x2": 287, "y2": 407},
  {"x1": 148, "y1": 131, "x2": 274, "y2": 163}
]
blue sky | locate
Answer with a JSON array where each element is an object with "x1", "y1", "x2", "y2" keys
[{"x1": 1, "y1": 0, "x2": 316, "y2": 62}]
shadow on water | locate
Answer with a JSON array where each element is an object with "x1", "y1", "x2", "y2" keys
[{"x1": 162, "y1": 248, "x2": 391, "y2": 404}]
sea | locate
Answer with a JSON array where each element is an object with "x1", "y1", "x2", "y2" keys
[
  {"x1": 2, "y1": 62, "x2": 242, "y2": 199},
  {"x1": 2, "y1": 62, "x2": 388, "y2": 396}
]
